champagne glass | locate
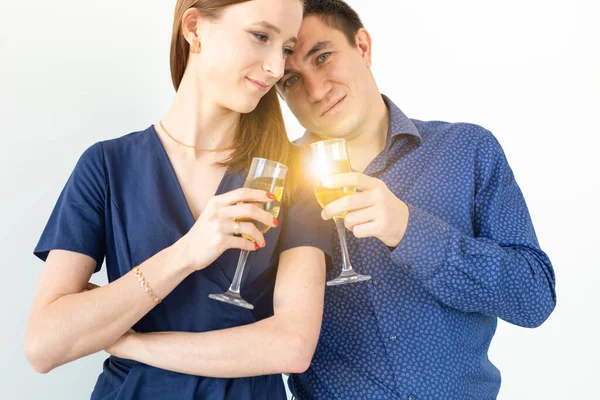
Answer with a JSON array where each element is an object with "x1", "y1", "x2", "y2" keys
[
  {"x1": 209, "y1": 157, "x2": 287, "y2": 309},
  {"x1": 311, "y1": 139, "x2": 371, "y2": 286}
]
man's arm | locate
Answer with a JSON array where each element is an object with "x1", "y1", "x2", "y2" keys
[
  {"x1": 107, "y1": 246, "x2": 326, "y2": 377},
  {"x1": 390, "y1": 135, "x2": 555, "y2": 328},
  {"x1": 391, "y1": 205, "x2": 555, "y2": 328},
  {"x1": 321, "y1": 134, "x2": 555, "y2": 328}
]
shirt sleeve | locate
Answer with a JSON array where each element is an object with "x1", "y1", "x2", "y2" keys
[
  {"x1": 390, "y1": 132, "x2": 556, "y2": 328},
  {"x1": 34, "y1": 142, "x2": 107, "y2": 272},
  {"x1": 276, "y1": 149, "x2": 333, "y2": 257}
]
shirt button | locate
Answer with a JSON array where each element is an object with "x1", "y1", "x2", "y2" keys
[
  {"x1": 408, "y1": 396, "x2": 417, "y2": 400},
  {"x1": 372, "y1": 279, "x2": 380, "y2": 286},
  {"x1": 389, "y1": 334, "x2": 397, "y2": 342}
]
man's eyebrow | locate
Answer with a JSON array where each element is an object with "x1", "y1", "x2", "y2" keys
[
  {"x1": 304, "y1": 41, "x2": 333, "y2": 61},
  {"x1": 282, "y1": 67, "x2": 297, "y2": 77},
  {"x1": 280, "y1": 41, "x2": 334, "y2": 78}
]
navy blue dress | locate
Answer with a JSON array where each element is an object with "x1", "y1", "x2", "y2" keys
[{"x1": 34, "y1": 126, "x2": 331, "y2": 399}]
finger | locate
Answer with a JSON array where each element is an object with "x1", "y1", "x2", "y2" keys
[
  {"x1": 228, "y1": 221, "x2": 266, "y2": 247},
  {"x1": 223, "y1": 203, "x2": 278, "y2": 229},
  {"x1": 226, "y1": 236, "x2": 261, "y2": 252},
  {"x1": 351, "y1": 220, "x2": 381, "y2": 239},
  {"x1": 218, "y1": 187, "x2": 277, "y2": 206},
  {"x1": 321, "y1": 192, "x2": 373, "y2": 220},
  {"x1": 343, "y1": 206, "x2": 377, "y2": 232},
  {"x1": 323, "y1": 172, "x2": 380, "y2": 191}
]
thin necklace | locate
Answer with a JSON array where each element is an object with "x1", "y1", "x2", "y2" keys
[{"x1": 158, "y1": 120, "x2": 232, "y2": 152}]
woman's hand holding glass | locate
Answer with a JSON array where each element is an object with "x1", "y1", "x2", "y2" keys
[
  {"x1": 208, "y1": 157, "x2": 287, "y2": 309},
  {"x1": 176, "y1": 188, "x2": 278, "y2": 273}
]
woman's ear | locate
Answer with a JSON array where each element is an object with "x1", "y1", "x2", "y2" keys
[{"x1": 181, "y1": 8, "x2": 204, "y2": 49}]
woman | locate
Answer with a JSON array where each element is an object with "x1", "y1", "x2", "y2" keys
[{"x1": 24, "y1": 0, "x2": 330, "y2": 398}]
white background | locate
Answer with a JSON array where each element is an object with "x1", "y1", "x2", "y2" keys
[{"x1": 1, "y1": 0, "x2": 598, "y2": 398}]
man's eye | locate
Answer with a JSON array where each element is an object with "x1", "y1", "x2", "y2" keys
[
  {"x1": 283, "y1": 76, "x2": 299, "y2": 88},
  {"x1": 317, "y1": 52, "x2": 331, "y2": 63}
]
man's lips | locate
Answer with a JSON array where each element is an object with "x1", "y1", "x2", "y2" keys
[{"x1": 321, "y1": 96, "x2": 346, "y2": 116}]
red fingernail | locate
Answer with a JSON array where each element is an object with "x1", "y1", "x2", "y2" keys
[
  {"x1": 266, "y1": 192, "x2": 276, "y2": 200},
  {"x1": 254, "y1": 242, "x2": 260, "y2": 250},
  {"x1": 273, "y1": 217, "x2": 279, "y2": 227}
]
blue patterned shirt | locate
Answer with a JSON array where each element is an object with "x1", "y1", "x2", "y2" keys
[{"x1": 289, "y1": 96, "x2": 556, "y2": 400}]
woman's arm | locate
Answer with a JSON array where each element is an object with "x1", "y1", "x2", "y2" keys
[
  {"x1": 107, "y1": 246, "x2": 326, "y2": 377},
  {"x1": 25, "y1": 187, "x2": 279, "y2": 374},
  {"x1": 24, "y1": 245, "x2": 191, "y2": 374}
]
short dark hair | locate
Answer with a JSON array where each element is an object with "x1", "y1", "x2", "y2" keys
[{"x1": 303, "y1": 0, "x2": 364, "y2": 47}]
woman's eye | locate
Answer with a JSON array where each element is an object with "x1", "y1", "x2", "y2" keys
[
  {"x1": 283, "y1": 48, "x2": 293, "y2": 56},
  {"x1": 253, "y1": 33, "x2": 269, "y2": 42}
]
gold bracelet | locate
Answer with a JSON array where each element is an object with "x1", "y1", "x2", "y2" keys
[{"x1": 133, "y1": 266, "x2": 162, "y2": 304}]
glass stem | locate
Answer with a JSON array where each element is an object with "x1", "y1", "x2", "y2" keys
[
  {"x1": 334, "y1": 217, "x2": 353, "y2": 273},
  {"x1": 229, "y1": 250, "x2": 250, "y2": 294}
]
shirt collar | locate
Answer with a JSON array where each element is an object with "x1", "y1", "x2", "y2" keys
[{"x1": 296, "y1": 94, "x2": 421, "y2": 149}]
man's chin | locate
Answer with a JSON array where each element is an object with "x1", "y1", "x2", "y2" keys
[{"x1": 310, "y1": 120, "x2": 355, "y2": 139}]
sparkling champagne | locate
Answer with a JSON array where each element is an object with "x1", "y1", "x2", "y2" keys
[
  {"x1": 310, "y1": 139, "x2": 371, "y2": 286},
  {"x1": 238, "y1": 176, "x2": 284, "y2": 240},
  {"x1": 314, "y1": 159, "x2": 355, "y2": 212}
]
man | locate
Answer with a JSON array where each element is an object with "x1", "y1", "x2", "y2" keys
[{"x1": 277, "y1": 1, "x2": 556, "y2": 399}]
